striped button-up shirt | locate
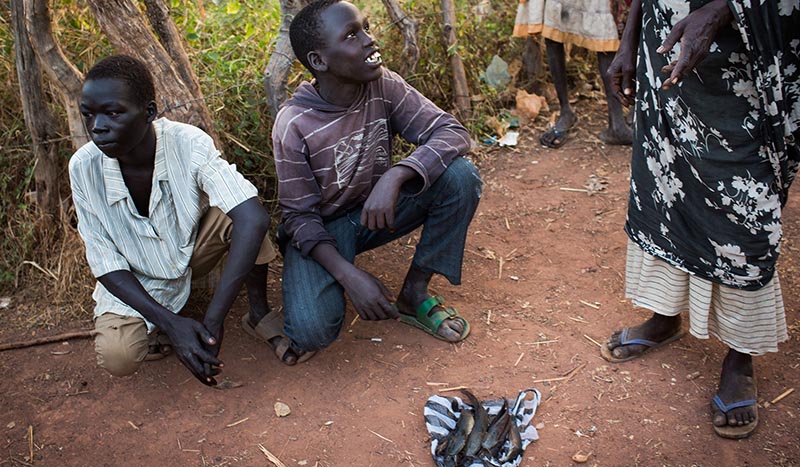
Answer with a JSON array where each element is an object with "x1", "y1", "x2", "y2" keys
[{"x1": 69, "y1": 118, "x2": 257, "y2": 329}]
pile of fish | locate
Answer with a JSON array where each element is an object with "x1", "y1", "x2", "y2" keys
[{"x1": 434, "y1": 390, "x2": 524, "y2": 467}]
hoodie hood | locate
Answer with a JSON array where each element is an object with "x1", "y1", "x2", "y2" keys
[{"x1": 282, "y1": 80, "x2": 368, "y2": 114}]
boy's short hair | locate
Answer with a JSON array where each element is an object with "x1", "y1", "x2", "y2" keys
[
  {"x1": 85, "y1": 55, "x2": 156, "y2": 106},
  {"x1": 290, "y1": 0, "x2": 343, "y2": 73}
]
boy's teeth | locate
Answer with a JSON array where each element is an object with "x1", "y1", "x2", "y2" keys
[{"x1": 366, "y1": 51, "x2": 381, "y2": 63}]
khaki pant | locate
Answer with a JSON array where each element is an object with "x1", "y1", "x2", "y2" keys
[{"x1": 95, "y1": 207, "x2": 276, "y2": 376}]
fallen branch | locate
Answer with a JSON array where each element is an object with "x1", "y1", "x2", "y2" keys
[
  {"x1": 368, "y1": 429, "x2": 395, "y2": 443},
  {"x1": 0, "y1": 329, "x2": 96, "y2": 351},
  {"x1": 258, "y1": 444, "x2": 288, "y2": 467},
  {"x1": 533, "y1": 362, "x2": 586, "y2": 384},
  {"x1": 439, "y1": 385, "x2": 468, "y2": 393},
  {"x1": 583, "y1": 334, "x2": 603, "y2": 348},
  {"x1": 768, "y1": 388, "x2": 795, "y2": 406}
]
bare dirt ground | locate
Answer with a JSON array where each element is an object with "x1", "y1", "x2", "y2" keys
[{"x1": 2, "y1": 103, "x2": 799, "y2": 467}]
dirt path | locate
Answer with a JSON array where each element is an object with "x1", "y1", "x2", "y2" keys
[{"x1": 2, "y1": 113, "x2": 799, "y2": 466}]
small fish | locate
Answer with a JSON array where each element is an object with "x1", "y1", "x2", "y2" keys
[
  {"x1": 497, "y1": 418, "x2": 523, "y2": 463},
  {"x1": 436, "y1": 399, "x2": 463, "y2": 456},
  {"x1": 461, "y1": 390, "x2": 489, "y2": 458},
  {"x1": 481, "y1": 399, "x2": 510, "y2": 452},
  {"x1": 445, "y1": 405, "x2": 475, "y2": 458}
]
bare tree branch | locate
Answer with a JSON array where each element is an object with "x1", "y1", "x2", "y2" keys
[
  {"x1": 441, "y1": 0, "x2": 471, "y2": 120},
  {"x1": 23, "y1": 0, "x2": 88, "y2": 150},
  {"x1": 264, "y1": 0, "x2": 312, "y2": 118},
  {"x1": 380, "y1": 0, "x2": 419, "y2": 76}
]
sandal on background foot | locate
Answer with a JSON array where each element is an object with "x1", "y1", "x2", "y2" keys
[
  {"x1": 600, "y1": 327, "x2": 686, "y2": 363},
  {"x1": 540, "y1": 116, "x2": 578, "y2": 148},
  {"x1": 398, "y1": 295, "x2": 470, "y2": 342},
  {"x1": 145, "y1": 331, "x2": 172, "y2": 361},
  {"x1": 539, "y1": 127, "x2": 571, "y2": 148},
  {"x1": 712, "y1": 392, "x2": 759, "y2": 439},
  {"x1": 241, "y1": 311, "x2": 315, "y2": 366}
]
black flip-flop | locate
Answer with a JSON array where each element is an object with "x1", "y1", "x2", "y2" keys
[
  {"x1": 600, "y1": 327, "x2": 686, "y2": 363},
  {"x1": 539, "y1": 127, "x2": 570, "y2": 148},
  {"x1": 712, "y1": 390, "x2": 758, "y2": 439}
]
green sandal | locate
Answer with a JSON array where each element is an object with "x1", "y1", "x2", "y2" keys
[{"x1": 399, "y1": 296, "x2": 470, "y2": 342}]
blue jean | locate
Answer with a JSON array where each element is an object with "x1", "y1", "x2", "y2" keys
[{"x1": 281, "y1": 157, "x2": 482, "y2": 352}]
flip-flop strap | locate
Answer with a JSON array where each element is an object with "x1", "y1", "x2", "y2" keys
[
  {"x1": 619, "y1": 327, "x2": 659, "y2": 347},
  {"x1": 713, "y1": 395, "x2": 757, "y2": 413}
]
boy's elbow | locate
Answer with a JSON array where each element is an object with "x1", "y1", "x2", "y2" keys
[
  {"x1": 253, "y1": 210, "x2": 271, "y2": 234},
  {"x1": 230, "y1": 200, "x2": 271, "y2": 233},
  {"x1": 451, "y1": 125, "x2": 472, "y2": 153}
]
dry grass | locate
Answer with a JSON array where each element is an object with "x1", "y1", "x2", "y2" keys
[{"x1": 7, "y1": 212, "x2": 94, "y2": 328}]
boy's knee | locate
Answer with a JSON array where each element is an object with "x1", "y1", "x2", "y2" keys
[
  {"x1": 94, "y1": 314, "x2": 149, "y2": 377},
  {"x1": 289, "y1": 316, "x2": 343, "y2": 352},
  {"x1": 443, "y1": 157, "x2": 482, "y2": 202}
]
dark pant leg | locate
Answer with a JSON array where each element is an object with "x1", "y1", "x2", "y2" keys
[
  {"x1": 358, "y1": 156, "x2": 482, "y2": 285},
  {"x1": 281, "y1": 216, "x2": 359, "y2": 352}
]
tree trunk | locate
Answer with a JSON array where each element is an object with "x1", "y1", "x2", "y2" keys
[
  {"x1": 380, "y1": 0, "x2": 419, "y2": 76},
  {"x1": 85, "y1": 0, "x2": 216, "y2": 139},
  {"x1": 264, "y1": 0, "x2": 311, "y2": 119},
  {"x1": 23, "y1": 0, "x2": 88, "y2": 151},
  {"x1": 440, "y1": 0, "x2": 471, "y2": 120},
  {"x1": 142, "y1": 0, "x2": 204, "y2": 103},
  {"x1": 11, "y1": 0, "x2": 63, "y2": 220}
]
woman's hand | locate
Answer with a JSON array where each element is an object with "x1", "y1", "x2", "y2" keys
[
  {"x1": 659, "y1": 0, "x2": 733, "y2": 89},
  {"x1": 608, "y1": 0, "x2": 642, "y2": 107}
]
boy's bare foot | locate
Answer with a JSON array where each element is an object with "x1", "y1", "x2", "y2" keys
[
  {"x1": 712, "y1": 350, "x2": 757, "y2": 438},
  {"x1": 605, "y1": 313, "x2": 683, "y2": 361}
]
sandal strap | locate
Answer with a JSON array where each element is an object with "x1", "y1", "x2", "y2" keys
[
  {"x1": 713, "y1": 395, "x2": 757, "y2": 413},
  {"x1": 417, "y1": 296, "x2": 445, "y2": 318},
  {"x1": 416, "y1": 296, "x2": 458, "y2": 330}
]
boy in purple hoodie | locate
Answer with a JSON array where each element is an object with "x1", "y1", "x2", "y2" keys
[{"x1": 265, "y1": 0, "x2": 482, "y2": 358}]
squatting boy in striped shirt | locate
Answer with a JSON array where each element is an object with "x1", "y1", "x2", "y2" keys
[
  {"x1": 269, "y1": 0, "x2": 482, "y2": 357},
  {"x1": 70, "y1": 55, "x2": 276, "y2": 386}
]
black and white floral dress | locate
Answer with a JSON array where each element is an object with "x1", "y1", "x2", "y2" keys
[{"x1": 624, "y1": 0, "x2": 800, "y2": 354}]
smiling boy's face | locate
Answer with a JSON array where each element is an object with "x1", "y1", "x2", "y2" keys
[{"x1": 313, "y1": 1, "x2": 383, "y2": 84}]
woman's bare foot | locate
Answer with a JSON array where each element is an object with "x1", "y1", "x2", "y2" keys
[{"x1": 540, "y1": 111, "x2": 578, "y2": 148}]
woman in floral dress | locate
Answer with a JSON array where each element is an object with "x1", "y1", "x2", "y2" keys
[{"x1": 602, "y1": 0, "x2": 799, "y2": 438}]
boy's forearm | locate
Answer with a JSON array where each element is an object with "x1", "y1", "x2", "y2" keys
[
  {"x1": 309, "y1": 242, "x2": 358, "y2": 284},
  {"x1": 203, "y1": 199, "x2": 271, "y2": 327},
  {"x1": 97, "y1": 270, "x2": 177, "y2": 330}
]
